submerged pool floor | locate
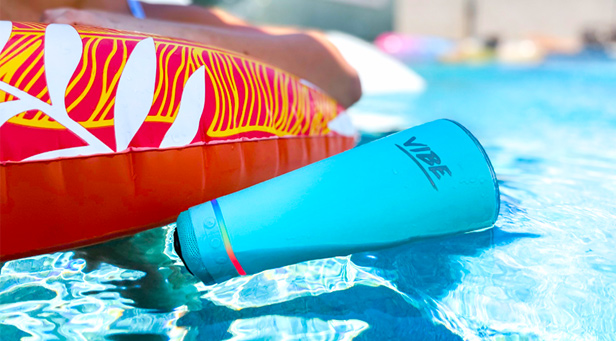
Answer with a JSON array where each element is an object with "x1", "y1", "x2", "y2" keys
[{"x1": 2, "y1": 55, "x2": 616, "y2": 340}]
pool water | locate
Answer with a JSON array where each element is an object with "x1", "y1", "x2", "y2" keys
[{"x1": 2, "y1": 54, "x2": 616, "y2": 340}]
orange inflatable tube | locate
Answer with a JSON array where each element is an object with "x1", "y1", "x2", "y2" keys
[{"x1": 0, "y1": 21, "x2": 357, "y2": 261}]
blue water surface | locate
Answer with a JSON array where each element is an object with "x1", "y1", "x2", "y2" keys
[{"x1": 2, "y1": 54, "x2": 616, "y2": 340}]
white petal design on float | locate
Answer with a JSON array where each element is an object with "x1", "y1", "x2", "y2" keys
[
  {"x1": 38, "y1": 24, "x2": 112, "y2": 157},
  {"x1": 0, "y1": 100, "x2": 31, "y2": 128},
  {"x1": 0, "y1": 22, "x2": 17, "y2": 128},
  {"x1": 24, "y1": 145, "x2": 114, "y2": 161},
  {"x1": 2, "y1": 23, "x2": 112, "y2": 160},
  {"x1": 159, "y1": 66, "x2": 206, "y2": 148},
  {"x1": 114, "y1": 37, "x2": 157, "y2": 152},
  {"x1": 0, "y1": 21, "x2": 12, "y2": 55},
  {"x1": 44, "y1": 24, "x2": 82, "y2": 109}
]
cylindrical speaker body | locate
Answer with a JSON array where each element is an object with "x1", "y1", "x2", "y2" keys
[{"x1": 175, "y1": 119, "x2": 499, "y2": 284}]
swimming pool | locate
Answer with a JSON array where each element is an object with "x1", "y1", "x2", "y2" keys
[{"x1": 1, "y1": 53, "x2": 615, "y2": 340}]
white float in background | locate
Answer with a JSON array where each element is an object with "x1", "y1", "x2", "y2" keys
[{"x1": 326, "y1": 31, "x2": 427, "y2": 133}]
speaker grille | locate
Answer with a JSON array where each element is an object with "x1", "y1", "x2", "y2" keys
[{"x1": 176, "y1": 212, "x2": 214, "y2": 283}]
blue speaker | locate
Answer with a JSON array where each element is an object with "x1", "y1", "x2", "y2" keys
[{"x1": 174, "y1": 119, "x2": 499, "y2": 284}]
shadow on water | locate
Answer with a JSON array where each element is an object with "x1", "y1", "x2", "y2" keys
[
  {"x1": 0, "y1": 324, "x2": 30, "y2": 341},
  {"x1": 360, "y1": 227, "x2": 540, "y2": 299},
  {"x1": 73, "y1": 227, "x2": 202, "y2": 313},
  {"x1": 179, "y1": 285, "x2": 462, "y2": 341}
]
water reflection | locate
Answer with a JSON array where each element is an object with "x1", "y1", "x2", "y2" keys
[
  {"x1": 202, "y1": 256, "x2": 397, "y2": 310},
  {"x1": 72, "y1": 225, "x2": 201, "y2": 313},
  {"x1": 0, "y1": 225, "x2": 192, "y2": 340},
  {"x1": 226, "y1": 316, "x2": 368, "y2": 341},
  {"x1": 0, "y1": 251, "x2": 138, "y2": 339},
  {"x1": 421, "y1": 134, "x2": 616, "y2": 339}
]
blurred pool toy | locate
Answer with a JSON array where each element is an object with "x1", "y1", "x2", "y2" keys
[
  {"x1": 0, "y1": 21, "x2": 356, "y2": 261},
  {"x1": 326, "y1": 31, "x2": 426, "y2": 133},
  {"x1": 174, "y1": 119, "x2": 500, "y2": 284},
  {"x1": 374, "y1": 32, "x2": 455, "y2": 62},
  {"x1": 496, "y1": 40, "x2": 545, "y2": 64},
  {"x1": 440, "y1": 37, "x2": 551, "y2": 65},
  {"x1": 439, "y1": 38, "x2": 497, "y2": 64}
]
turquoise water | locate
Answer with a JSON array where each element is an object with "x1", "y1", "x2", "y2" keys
[{"x1": 2, "y1": 54, "x2": 616, "y2": 340}]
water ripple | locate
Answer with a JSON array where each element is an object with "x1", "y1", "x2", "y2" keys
[
  {"x1": 201, "y1": 256, "x2": 406, "y2": 311},
  {"x1": 225, "y1": 315, "x2": 369, "y2": 341}
]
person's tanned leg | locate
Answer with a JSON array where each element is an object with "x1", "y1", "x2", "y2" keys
[
  {"x1": 1, "y1": 0, "x2": 361, "y2": 107},
  {"x1": 41, "y1": 7, "x2": 362, "y2": 107}
]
